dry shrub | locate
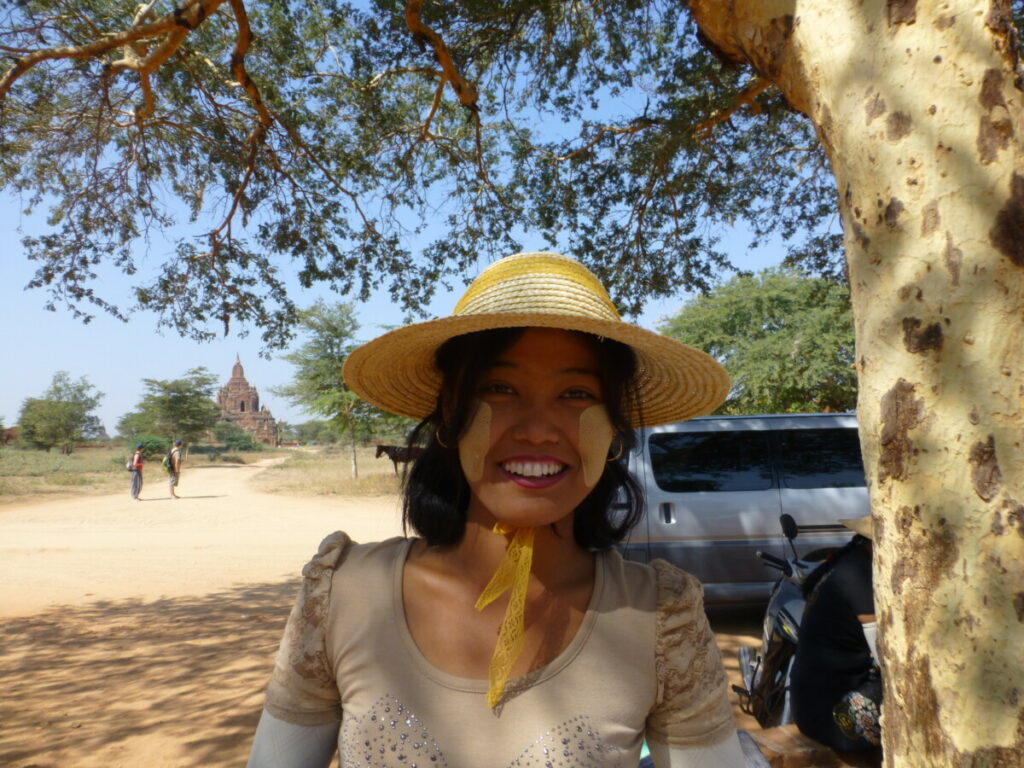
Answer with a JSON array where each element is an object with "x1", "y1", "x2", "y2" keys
[
  {"x1": 0, "y1": 446, "x2": 125, "y2": 503},
  {"x1": 254, "y1": 446, "x2": 403, "y2": 497}
]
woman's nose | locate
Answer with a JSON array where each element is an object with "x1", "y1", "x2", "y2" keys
[{"x1": 510, "y1": 401, "x2": 560, "y2": 444}]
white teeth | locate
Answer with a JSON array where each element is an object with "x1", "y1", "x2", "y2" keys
[{"x1": 502, "y1": 461, "x2": 565, "y2": 478}]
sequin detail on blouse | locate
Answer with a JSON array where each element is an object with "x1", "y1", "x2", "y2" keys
[
  {"x1": 341, "y1": 695, "x2": 447, "y2": 768},
  {"x1": 508, "y1": 715, "x2": 624, "y2": 767},
  {"x1": 341, "y1": 697, "x2": 623, "y2": 767}
]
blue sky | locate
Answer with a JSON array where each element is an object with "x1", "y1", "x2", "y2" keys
[{"x1": 1, "y1": 196, "x2": 780, "y2": 437}]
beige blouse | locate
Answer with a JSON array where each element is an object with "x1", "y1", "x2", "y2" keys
[{"x1": 262, "y1": 532, "x2": 735, "y2": 767}]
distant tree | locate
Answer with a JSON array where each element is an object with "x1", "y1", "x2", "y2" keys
[
  {"x1": 115, "y1": 410, "x2": 151, "y2": 442},
  {"x1": 118, "y1": 368, "x2": 221, "y2": 446},
  {"x1": 274, "y1": 421, "x2": 295, "y2": 444},
  {"x1": 17, "y1": 372, "x2": 104, "y2": 453},
  {"x1": 660, "y1": 269, "x2": 856, "y2": 414},
  {"x1": 289, "y1": 420, "x2": 338, "y2": 446},
  {"x1": 272, "y1": 301, "x2": 394, "y2": 477},
  {"x1": 214, "y1": 421, "x2": 262, "y2": 451}
]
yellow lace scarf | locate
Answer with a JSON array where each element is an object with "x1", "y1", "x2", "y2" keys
[{"x1": 473, "y1": 523, "x2": 535, "y2": 710}]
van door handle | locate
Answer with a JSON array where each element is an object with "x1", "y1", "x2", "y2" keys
[{"x1": 659, "y1": 502, "x2": 675, "y2": 524}]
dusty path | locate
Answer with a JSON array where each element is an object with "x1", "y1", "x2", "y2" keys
[
  {"x1": 0, "y1": 459, "x2": 404, "y2": 616},
  {"x1": 0, "y1": 459, "x2": 758, "y2": 768}
]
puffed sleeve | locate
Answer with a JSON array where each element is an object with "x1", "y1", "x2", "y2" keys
[
  {"x1": 645, "y1": 559, "x2": 737, "y2": 748},
  {"x1": 263, "y1": 531, "x2": 352, "y2": 725}
]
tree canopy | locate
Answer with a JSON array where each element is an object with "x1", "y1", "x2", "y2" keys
[
  {"x1": 660, "y1": 268, "x2": 856, "y2": 414},
  {"x1": 1, "y1": 0, "x2": 847, "y2": 347},
  {"x1": 17, "y1": 371, "x2": 104, "y2": 452},
  {"x1": 272, "y1": 300, "x2": 411, "y2": 473},
  {"x1": 117, "y1": 367, "x2": 221, "y2": 444}
]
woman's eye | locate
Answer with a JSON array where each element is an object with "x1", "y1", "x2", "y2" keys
[
  {"x1": 481, "y1": 382, "x2": 515, "y2": 396},
  {"x1": 562, "y1": 387, "x2": 597, "y2": 400}
]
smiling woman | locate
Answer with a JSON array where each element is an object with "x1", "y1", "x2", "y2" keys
[{"x1": 246, "y1": 252, "x2": 745, "y2": 768}]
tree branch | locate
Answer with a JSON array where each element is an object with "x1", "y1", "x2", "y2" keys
[
  {"x1": 367, "y1": 66, "x2": 441, "y2": 89},
  {"x1": 210, "y1": 0, "x2": 273, "y2": 239},
  {"x1": 550, "y1": 118, "x2": 659, "y2": 162},
  {"x1": 423, "y1": 74, "x2": 447, "y2": 139},
  {"x1": 404, "y1": 0, "x2": 478, "y2": 113},
  {"x1": 0, "y1": 0, "x2": 227, "y2": 103},
  {"x1": 404, "y1": 1, "x2": 515, "y2": 213},
  {"x1": 692, "y1": 77, "x2": 773, "y2": 142}
]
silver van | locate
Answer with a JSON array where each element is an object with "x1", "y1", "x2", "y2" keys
[{"x1": 621, "y1": 413, "x2": 868, "y2": 603}]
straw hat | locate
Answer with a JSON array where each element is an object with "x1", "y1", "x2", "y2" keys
[
  {"x1": 839, "y1": 516, "x2": 873, "y2": 539},
  {"x1": 343, "y1": 252, "x2": 730, "y2": 427}
]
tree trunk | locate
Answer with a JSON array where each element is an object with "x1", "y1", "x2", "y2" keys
[
  {"x1": 349, "y1": 425, "x2": 359, "y2": 480},
  {"x1": 690, "y1": 1, "x2": 1024, "y2": 764}
]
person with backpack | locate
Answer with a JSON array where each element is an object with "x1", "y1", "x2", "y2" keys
[
  {"x1": 128, "y1": 443, "x2": 145, "y2": 501},
  {"x1": 167, "y1": 439, "x2": 183, "y2": 499}
]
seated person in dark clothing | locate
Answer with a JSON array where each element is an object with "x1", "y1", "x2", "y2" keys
[{"x1": 790, "y1": 515, "x2": 881, "y2": 755}]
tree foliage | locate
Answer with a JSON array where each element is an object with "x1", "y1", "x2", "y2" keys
[
  {"x1": 660, "y1": 268, "x2": 856, "y2": 414},
  {"x1": 117, "y1": 367, "x2": 221, "y2": 444},
  {"x1": 17, "y1": 371, "x2": 104, "y2": 452},
  {"x1": 0, "y1": 0, "x2": 850, "y2": 347},
  {"x1": 272, "y1": 300, "x2": 409, "y2": 471},
  {"x1": 214, "y1": 420, "x2": 263, "y2": 450},
  {"x1": 272, "y1": 300, "x2": 393, "y2": 429}
]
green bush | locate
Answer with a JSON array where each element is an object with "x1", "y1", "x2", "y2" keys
[
  {"x1": 123, "y1": 436, "x2": 170, "y2": 459},
  {"x1": 213, "y1": 422, "x2": 264, "y2": 452}
]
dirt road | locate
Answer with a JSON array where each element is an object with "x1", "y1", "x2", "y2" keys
[
  {"x1": 0, "y1": 458, "x2": 758, "y2": 767},
  {"x1": 0, "y1": 459, "x2": 403, "y2": 616}
]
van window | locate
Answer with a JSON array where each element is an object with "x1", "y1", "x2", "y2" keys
[
  {"x1": 777, "y1": 429, "x2": 866, "y2": 489},
  {"x1": 648, "y1": 432, "x2": 774, "y2": 492}
]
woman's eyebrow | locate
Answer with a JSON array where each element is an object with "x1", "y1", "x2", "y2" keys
[
  {"x1": 561, "y1": 366, "x2": 600, "y2": 378},
  {"x1": 488, "y1": 360, "x2": 599, "y2": 377}
]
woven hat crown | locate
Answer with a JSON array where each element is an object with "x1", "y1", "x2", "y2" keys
[{"x1": 453, "y1": 253, "x2": 621, "y2": 322}]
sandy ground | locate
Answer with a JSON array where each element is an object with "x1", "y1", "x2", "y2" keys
[{"x1": 0, "y1": 458, "x2": 760, "y2": 767}]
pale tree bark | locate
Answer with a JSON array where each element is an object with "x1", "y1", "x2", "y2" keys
[{"x1": 690, "y1": 0, "x2": 1024, "y2": 765}]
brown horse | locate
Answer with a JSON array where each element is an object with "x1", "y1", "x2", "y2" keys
[{"x1": 375, "y1": 444, "x2": 424, "y2": 474}]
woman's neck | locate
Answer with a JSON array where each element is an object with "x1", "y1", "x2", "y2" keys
[{"x1": 436, "y1": 512, "x2": 592, "y2": 595}]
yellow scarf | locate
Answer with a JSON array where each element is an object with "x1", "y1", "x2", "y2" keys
[{"x1": 474, "y1": 523, "x2": 535, "y2": 709}]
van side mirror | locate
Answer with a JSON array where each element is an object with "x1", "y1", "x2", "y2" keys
[{"x1": 780, "y1": 513, "x2": 799, "y2": 541}]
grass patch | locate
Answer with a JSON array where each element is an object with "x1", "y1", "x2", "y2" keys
[
  {"x1": 0, "y1": 445, "x2": 127, "y2": 503},
  {"x1": 0, "y1": 445, "x2": 127, "y2": 477},
  {"x1": 0, "y1": 445, "x2": 292, "y2": 504},
  {"x1": 254, "y1": 446, "x2": 403, "y2": 497}
]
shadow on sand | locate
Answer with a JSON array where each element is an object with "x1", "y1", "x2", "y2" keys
[
  {"x1": 0, "y1": 588, "x2": 764, "y2": 767},
  {"x1": 0, "y1": 580, "x2": 297, "y2": 768}
]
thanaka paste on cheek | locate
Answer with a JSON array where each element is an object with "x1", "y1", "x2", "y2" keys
[
  {"x1": 579, "y1": 405, "x2": 614, "y2": 488},
  {"x1": 459, "y1": 401, "x2": 492, "y2": 482}
]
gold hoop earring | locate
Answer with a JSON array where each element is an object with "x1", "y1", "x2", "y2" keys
[
  {"x1": 435, "y1": 426, "x2": 449, "y2": 449},
  {"x1": 606, "y1": 440, "x2": 624, "y2": 462}
]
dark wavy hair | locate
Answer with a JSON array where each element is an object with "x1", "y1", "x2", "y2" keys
[{"x1": 402, "y1": 327, "x2": 645, "y2": 550}]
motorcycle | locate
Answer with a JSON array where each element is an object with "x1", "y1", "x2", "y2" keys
[{"x1": 732, "y1": 514, "x2": 829, "y2": 729}]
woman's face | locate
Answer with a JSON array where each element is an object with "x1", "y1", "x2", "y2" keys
[{"x1": 459, "y1": 327, "x2": 614, "y2": 530}]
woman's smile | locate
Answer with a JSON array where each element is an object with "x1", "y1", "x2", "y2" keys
[{"x1": 498, "y1": 455, "x2": 570, "y2": 487}]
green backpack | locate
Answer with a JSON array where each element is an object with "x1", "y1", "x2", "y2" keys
[{"x1": 162, "y1": 453, "x2": 172, "y2": 472}]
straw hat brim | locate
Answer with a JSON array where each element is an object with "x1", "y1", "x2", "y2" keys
[{"x1": 343, "y1": 311, "x2": 730, "y2": 428}]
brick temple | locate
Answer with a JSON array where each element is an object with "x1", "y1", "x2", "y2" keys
[{"x1": 216, "y1": 356, "x2": 279, "y2": 445}]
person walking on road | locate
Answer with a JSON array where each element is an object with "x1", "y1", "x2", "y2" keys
[
  {"x1": 168, "y1": 439, "x2": 183, "y2": 499},
  {"x1": 129, "y1": 443, "x2": 145, "y2": 501}
]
